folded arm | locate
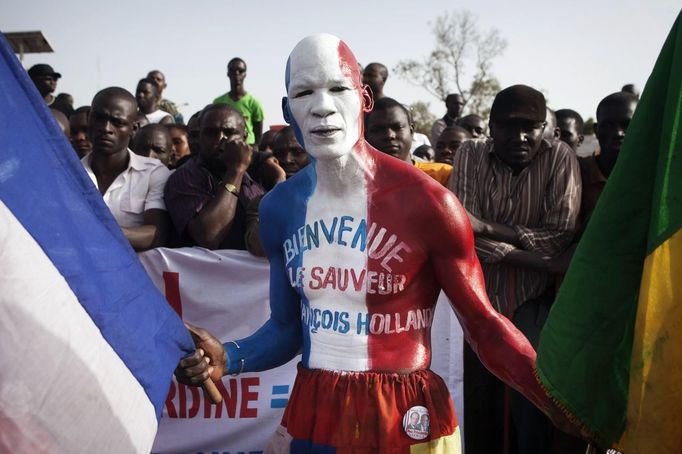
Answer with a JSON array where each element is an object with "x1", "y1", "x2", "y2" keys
[
  {"x1": 121, "y1": 209, "x2": 170, "y2": 251},
  {"x1": 428, "y1": 190, "x2": 582, "y2": 437},
  {"x1": 430, "y1": 191, "x2": 552, "y2": 410}
]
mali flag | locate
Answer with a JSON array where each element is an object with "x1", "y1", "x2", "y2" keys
[{"x1": 536, "y1": 10, "x2": 682, "y2": 453}]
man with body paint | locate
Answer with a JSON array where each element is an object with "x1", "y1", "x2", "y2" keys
[{"x1": 176, "y1": 34, "x2": 581, "y2": 453}]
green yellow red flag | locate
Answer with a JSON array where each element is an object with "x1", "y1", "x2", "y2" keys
[{"x1": 536, "y1": 10, "x2": 682, "y2": 453}]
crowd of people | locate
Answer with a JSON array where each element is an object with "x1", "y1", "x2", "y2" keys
[{"x1": 28, "y1": 49, "x2": 639, "y2": 453}]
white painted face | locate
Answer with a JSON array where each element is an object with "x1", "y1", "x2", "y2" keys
[{"x1": 285, "y1": 34, "x2": 364, "y2": 161}]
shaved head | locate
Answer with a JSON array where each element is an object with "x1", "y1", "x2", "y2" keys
[
  {"x1": 89, "y1": 87, "x2": 137, "y2": 155},
  {"x1": 285, "y1": 34, "x2": 362, "y2": 93},
  {"x1": 596, "y1": 92, "x2": 638, "y2": 121},
  {"x1": 362, "y1": 62, "x2": 388, "y2": 100},
  {"x1": 147, "y1": 70, "x2": 167, "y2": 91},
  {"x1": 364, "y1": 62, "x2": 388, "y2": 81},
  {"x1": 92, "y1": 87, "x2": 137, "y2": 120},
  {"x1": 283, "y1": 34, "x2": 372, "y2": 160}
]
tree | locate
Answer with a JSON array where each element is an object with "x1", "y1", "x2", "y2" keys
[
  {"x1": 408, "y1": 101, "x2": 437, "y2": 136},
  {"x1": 394, "y1": 10, "x2": 506, "y2": 119}
]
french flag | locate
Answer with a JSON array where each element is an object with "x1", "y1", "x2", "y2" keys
[{"x1": 0, "y1": 33, "x2": 193, "y2": 452}]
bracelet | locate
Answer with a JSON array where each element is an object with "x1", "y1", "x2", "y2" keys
[
  {"x1": 228, "y1": 340, "x2": 243, "y2": 375},
  {"x1": 232, "y1": 358, "x2": 245, "y2": 376},
  {"x1": 224, "y1": 183, "x2": 239, "y2": 197}
]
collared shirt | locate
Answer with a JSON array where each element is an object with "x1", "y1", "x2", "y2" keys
[
  {"x1": 448, "y1": 139, "x2": 581, "y2": 316},
  {"x1": 82, "y1": 149, "x2": 170, "y2": 228},
  {"x1": 164, "y1": 156, "x2": 265, "y2": 250},
  {"x1": 578, "y1": 152, "x2": 608, "y2": 230}
]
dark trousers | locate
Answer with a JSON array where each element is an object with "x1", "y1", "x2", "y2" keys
[
  {"x1": 463, "y1": 341, "x2": 507, "y2": 454},
  {"x1": 463, "y1": 295, "x2": 590, "y2": 454},
  {"x1": 508, "y1": 297, "x2": 553, "y2": 454}
]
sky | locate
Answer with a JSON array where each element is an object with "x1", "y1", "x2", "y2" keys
[{"x1": 2, "y1": 0, "x2": 680, "y2": 128}]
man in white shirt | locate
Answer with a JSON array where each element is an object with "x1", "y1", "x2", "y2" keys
[{"x1": 83, "y1": 87, "x2": 171, "y2": 251}]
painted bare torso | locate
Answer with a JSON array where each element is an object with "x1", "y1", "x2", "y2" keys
[
  {"x1": 271, "y1": 145, "x2": 448, "y2": 372},
  {"x1": 177, "y1": 34, "x2": 574, "y2": 452}
]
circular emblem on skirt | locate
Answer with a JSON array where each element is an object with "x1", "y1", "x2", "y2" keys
[{"x1": 403, "y1": 405, "x2": 430, "y2": 440}]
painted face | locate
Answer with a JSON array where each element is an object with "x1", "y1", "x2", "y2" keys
[{"x1": 284, "y1": 34, "x2": 370, "y2": 161}]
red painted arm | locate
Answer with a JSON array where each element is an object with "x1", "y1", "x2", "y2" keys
[{"x1": 428, "y1": 189, "x2": 553, "y2": 412}]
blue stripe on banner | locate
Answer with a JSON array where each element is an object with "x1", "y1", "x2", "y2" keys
[
  {"x1": 0, "y1": 33, "x2": 193, "y2": 418},
  {"x1": 270, "y1": 398, "x2": 289, "y2": 409},
  {"x1": 272, "y1": 385, "x2": 290, "y2": 395}
]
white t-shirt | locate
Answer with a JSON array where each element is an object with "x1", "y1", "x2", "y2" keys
[
  {"x1": 82, "y1": 150, "x2": 170, "y2": 228},
  {"x1": 145, "y1": 109, "x2": 172, "y2": 124}
]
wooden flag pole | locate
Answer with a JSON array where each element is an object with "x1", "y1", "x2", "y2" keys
[{"x1": 185, "y1": 323, "x2": 223, "y2": 404}]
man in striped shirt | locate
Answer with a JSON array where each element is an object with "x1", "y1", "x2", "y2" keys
[{"x1": 449, "y1": 84, "x2": 582, "y2": 454}]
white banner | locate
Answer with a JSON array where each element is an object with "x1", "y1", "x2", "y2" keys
[{"x1": 139, "y1": 247, "x2": 463, "y2": 453}]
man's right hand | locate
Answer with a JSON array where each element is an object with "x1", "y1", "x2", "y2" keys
[
  {"x1": 175, "y1": 323, "x2": 227, "y2": 386},
  {"x1": 220, "y1": 138, "x2": 252, "y2": 175}
]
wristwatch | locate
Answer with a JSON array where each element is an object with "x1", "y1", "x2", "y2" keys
[{"x1": 224, "y1": 183, "x2": 239, "y2": 197}]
